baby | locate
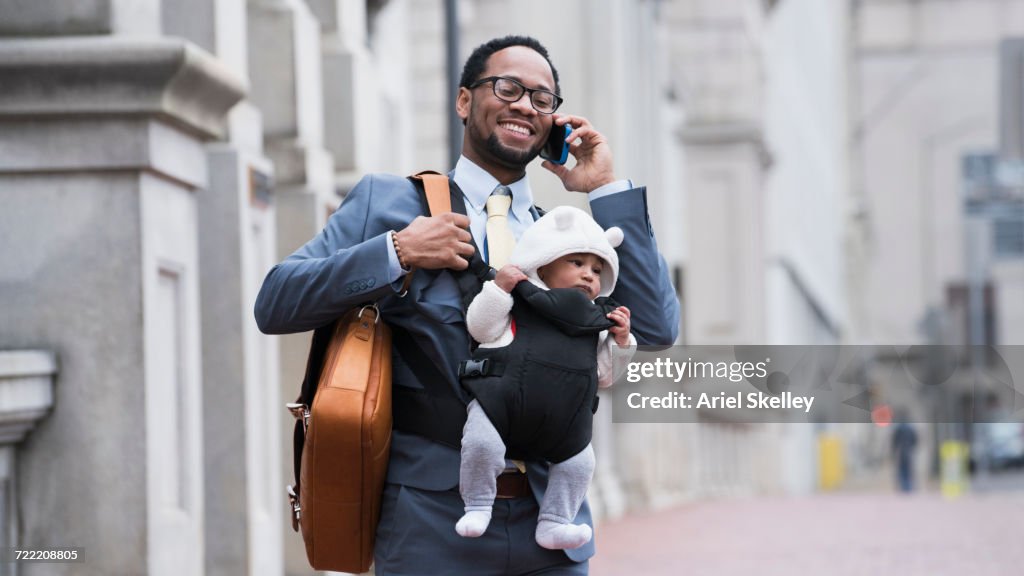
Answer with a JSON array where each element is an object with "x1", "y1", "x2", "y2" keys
[{"x1": 456, "y1": 206, "x2": 636, "y2": 550}]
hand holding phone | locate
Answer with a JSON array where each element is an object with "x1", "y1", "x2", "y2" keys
[
  {"x1": 540, "y1": 114, "x2": 616, "y2": 193},
  {"x1": 539, "y1": 124, "x2": 572, "y2": 165}
]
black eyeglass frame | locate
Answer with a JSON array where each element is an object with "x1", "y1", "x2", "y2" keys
[{"x1": 468, "y1": 76, "x2": 564, "y2": 114}]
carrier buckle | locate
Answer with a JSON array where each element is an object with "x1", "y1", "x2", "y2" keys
[{"x1": 459, "y1": 358, "x2": 490, "y2": 378}]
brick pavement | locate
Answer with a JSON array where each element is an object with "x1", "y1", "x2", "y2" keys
[{"x1": 590, "y1": 491, "x2": 1024, "y2": 576}]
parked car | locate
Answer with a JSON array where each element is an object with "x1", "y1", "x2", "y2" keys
[{"x1": 972, "y1": 419, "x2": 1024, "y2": 471}]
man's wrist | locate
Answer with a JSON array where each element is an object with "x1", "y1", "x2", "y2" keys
[
  {"x1": 588, "y1": 179, "x2": 634, "y2": 200},
  {"x1": 391, "y1": 230, "x2": 411, "y2": 271}
]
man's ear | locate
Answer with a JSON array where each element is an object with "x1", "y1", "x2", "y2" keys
[{"x1": 456, "y1": 87, "x2": 471, "y2": 121}]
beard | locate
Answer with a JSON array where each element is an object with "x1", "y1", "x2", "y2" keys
[
  {"x1": 465, "y1": 106, "x2": 544, "y2": 168},
  {"x1": 482, "y1": 131, "x2": 544, "y2": 167}
]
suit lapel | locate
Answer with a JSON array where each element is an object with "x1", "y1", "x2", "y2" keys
[{"x1": 447, "y1": 178, "x2": 486, "y2": 259}]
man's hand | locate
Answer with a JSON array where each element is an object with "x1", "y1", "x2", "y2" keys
[
  {"x1": 541, "y1": 114, "x2": 616, "y2": 193},
  {"x1": 395, "y1": 213, "x2": 475, "y2": 271},
  {"x1": 494, "y1": 265, "x2": 528, "y2": 293},
  {"x1": 607, "y1": 306, "x2": 632, "y2": 347}
]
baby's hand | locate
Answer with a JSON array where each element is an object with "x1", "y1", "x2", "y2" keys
[
  {"x1": 494, "y1": 265, "x2": 528, "y2": 293},
  {"x1": 607, "y1": 306, "x2": 632, "y2": 347}
]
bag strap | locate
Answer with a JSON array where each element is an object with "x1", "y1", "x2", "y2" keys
[
  {"x1": 407, "y1": 172, "x2": 494, "y2": 306},
  {"x1": 396, "y1": 171, "x2": 455, "y2": 295},
  {"x1": 413, "y1": 170, "x2": 452, "y2": 214}
]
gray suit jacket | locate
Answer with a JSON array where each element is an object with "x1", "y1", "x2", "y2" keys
[{"x1": 255, "y1": 172, "x2": 680, "y2": 561}]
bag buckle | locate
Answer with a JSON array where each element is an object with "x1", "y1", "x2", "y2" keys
[
  {"x1": 358, "y1": 303, "x2": 381, "y2": 324},
  {"x1": 459, "y1": 358, "x2": 489, "y2": 378},
  {"x1": 286, "y1": 402, "x2": 310, "y2": 432},
  {"x1": 287, "y1": 485, "x2": 301, "y2": 532}
]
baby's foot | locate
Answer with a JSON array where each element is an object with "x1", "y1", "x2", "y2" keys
[
  {"x1": 535, "y1": 519, "x2": 593, "y2": 550},
  {"x1": 456, "y1": 510, "x2": 492, "y2": 538}
]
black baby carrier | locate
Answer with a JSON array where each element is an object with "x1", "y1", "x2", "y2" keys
[{"x1": 461, "y1": 282, "x2": 618, "y2": 463}]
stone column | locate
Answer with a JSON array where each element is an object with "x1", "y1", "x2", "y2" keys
[
  {"x1": 309, "y1": 0, "x2": 414, "y2": 187},
  {"x1": 199, "y1": 144, "x2": 282, "y2": 576},
  {"x1": 309, "y1": 0, "x2": 372, "y2": 185},
  {"x1": 246, "y1": 1, "x2": 335, "y2": 573},
  {"x1": 680, "y1": 130, "x2": 768, "y2": 345},
  {"x1": 0, "y1": 34, "x2": 244, "y2": 575},
  {"x1": 165, "y1": 0, "x2": 285, "y2": 573},
  {"x1": 408, "y1": 0, "x2": 447, "y2": 171}
]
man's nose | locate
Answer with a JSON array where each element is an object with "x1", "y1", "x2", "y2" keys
[{"x1": 509, "y1": 95, "x2": 536, "y2": 116}]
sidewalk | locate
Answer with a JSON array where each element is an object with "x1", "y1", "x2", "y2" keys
[{"x1": 590, "y1": 490, "x2": 1024, "y2": 576}]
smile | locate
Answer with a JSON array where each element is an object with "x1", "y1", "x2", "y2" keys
[{"x1": 499, "y1": 122, "x2": 533, "y2": 137}]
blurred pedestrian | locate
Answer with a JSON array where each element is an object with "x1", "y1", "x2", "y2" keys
[{"x1": 891, "y1": 410, "x2": 918, "y2": 493}]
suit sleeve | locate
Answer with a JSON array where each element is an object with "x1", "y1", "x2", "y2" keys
[
  {"x1": 591, "y1": 187, "x2": 680, "y2": 345},
  {"x1": 254, "y1": 174, "x2": 407, "y2": 334}
]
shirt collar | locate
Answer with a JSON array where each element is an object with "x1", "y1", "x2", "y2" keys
[{"x1": 453, "y1": 156, "x2": 535, "y2": 222}]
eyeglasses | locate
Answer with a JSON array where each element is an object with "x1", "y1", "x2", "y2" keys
[{"x1": 468, "y1": 76, "x2": 563, "y2": 114}]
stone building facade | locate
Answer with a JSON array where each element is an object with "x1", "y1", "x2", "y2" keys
[{"x1": 8, "y1": 0, "x2": 1016, "y2": 574}]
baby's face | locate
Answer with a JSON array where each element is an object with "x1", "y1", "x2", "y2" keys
[{"x1": 537, "y1": 253, "x2": 604, "y2": 300}]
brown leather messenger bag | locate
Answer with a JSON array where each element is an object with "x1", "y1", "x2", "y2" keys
[{"x1": 285, "y1": 172, "x2": 454, "y2": 573}]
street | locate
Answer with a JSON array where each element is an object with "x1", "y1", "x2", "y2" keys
[{"x1": 591, "y1": 473, "x2": 1024, "y2": 576}]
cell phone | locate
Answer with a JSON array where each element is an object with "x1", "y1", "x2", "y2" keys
[{"x1": 539, "y1": 124, "x2": 572, "y2": 165}]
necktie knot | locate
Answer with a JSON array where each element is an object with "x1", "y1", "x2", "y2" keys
[{"x1": 486, "y1": 186, "x2": 512, "y2": 218}]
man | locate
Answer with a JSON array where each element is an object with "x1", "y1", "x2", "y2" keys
[
  {"x1": 256, "y1": 35, "x2": 679, "y2": 575},
  {"x1": 891, "y1": 412, "x2": 917, "y2": 493}
]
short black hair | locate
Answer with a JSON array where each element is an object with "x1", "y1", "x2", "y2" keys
[{"x1": 459, "y1": 35, "x2": 561, "y2": 95}]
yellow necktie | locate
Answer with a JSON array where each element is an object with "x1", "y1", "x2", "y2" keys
[{"x1": 485, "y1": 186, "x2": 515, "y2": 268}]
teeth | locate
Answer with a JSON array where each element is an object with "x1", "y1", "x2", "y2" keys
[{"x1": 501, "y1": 123, "x2": 530, "y2": 136}]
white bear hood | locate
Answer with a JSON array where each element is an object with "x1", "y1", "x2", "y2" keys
[{"x1": 509, "y1": 206, "x2": 623, "y2": 297}]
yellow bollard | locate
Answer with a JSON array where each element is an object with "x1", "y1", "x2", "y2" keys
[
  {"x1": 818, "y1": 434, "x2": 844, "y2": 490},
  {"x1": 940, "y1": 441, "x2": 969, "y2": 499}
]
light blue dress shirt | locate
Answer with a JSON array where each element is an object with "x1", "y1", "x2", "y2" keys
[{"x1": 386, "y1": 156, "x2": 633, "y2": 281}]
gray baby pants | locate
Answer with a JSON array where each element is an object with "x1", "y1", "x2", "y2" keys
[{"x1": 460, "y1": 399, "x2": 596, "y2": 524}]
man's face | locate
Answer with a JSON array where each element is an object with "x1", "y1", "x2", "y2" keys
[
  {"x1": 537, "y1": 253, "x2": 604, "y2": 300},
  {"x1": 458, "y1": 46, "x2": 557, "y2": 171}
]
